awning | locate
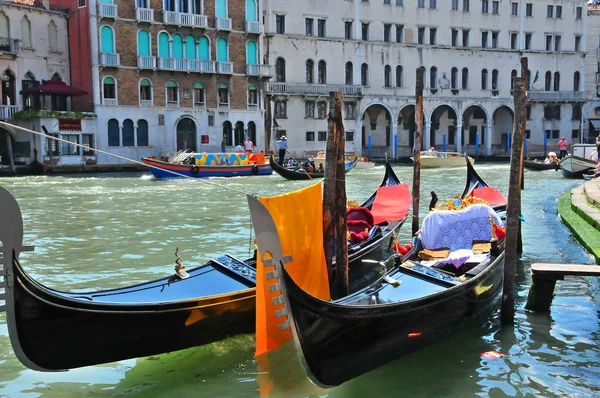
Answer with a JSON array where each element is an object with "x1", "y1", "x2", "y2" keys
[
  {"x1": 21, "y1": 78, "x2": 87, "y2": 96},
  {"x1": 590, "y1": 120, "x2": 600, "y2": 130}
]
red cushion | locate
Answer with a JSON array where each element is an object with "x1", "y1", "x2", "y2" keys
[{"x1": 346, "y1": 206, "x2": 374, "y2": 228}]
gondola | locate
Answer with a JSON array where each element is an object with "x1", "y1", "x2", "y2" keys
[
  {"x1": 523, "y1": 159, "x2": 559, "y2": 171},
  {"x1": 270, "y1": 154, "x2": 358, "y2": 180},
  {"x1": 0, "y1": 163, "x2": 407, "y2": 371},
  {"x1": 456, "y1": 157, "x2": 507, "y2": 212},
  {"x1": 558, "y1": 155, "x2": 597, "y2": 179},
  {"x1": 248, "y1": 192, "x2": 505, "y2": 387}
]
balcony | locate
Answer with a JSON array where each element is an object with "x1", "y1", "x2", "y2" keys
[
  {"x1": 189, "y1": 60, "x2": 216, "y2": 73},
  {"x1": 246, "y1": 64, "x2": 273, "y2": 77},
  {"x1": 163, "y1": 11, "x2": 208, "y2": 28},
  {"x1": 98, "y1": 3, "x2": 117, "y2": 18},
  {"x1": 140, "y1": 100, "x2": 152, "y2": 107},
  {"x1": 0, "y1": 105, "x2": 20, "y2": 119},
  {"x1": 100, "y1": 52, "x2": 120, "y2": 67},
  {"x1": 137, "y1": 56, "x2": 156, "y2": 69},
  {"x1": 266, "y1": 82, "x2": 364, "y2": 96},
  {"x1": 0, "y1": 37, "x2": 19, "y2": 56},
  {"x1": 246, "y1": 20, "x2": 261, "y2": 34},
  {"x1": 217, "y1": 62, "x2": 233, "y2": 74},
  {"x1": 102, "y1": 98, "x2": 118, "y2": 106},
  {"x1": 527, "y1": 90, "x2": 587, "y2": 102},
  {"x1": 158, "y1": 57, "x2": 187, "y2": 70},
  {"x1": 136, "y1": 7, "x2": 154, "y2": 22},
  {"x1": 216, "y1": 18, "x2": 232, "y2": 31}
]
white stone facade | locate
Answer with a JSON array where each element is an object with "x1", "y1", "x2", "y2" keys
[{"x1": 584, "y1": 4, "x2": 600, "y2": 141}]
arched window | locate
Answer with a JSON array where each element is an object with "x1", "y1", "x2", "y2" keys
[
  {"x1": 194, "y1": 82, "x2": 205, "y2": 107},
  {"x1": 361, "y1": 63, "x2": 369, "y2": 86},
  {"x1": 108, "y1": 118, "x2": 120, "y2": 146},
  {"x1": 246, "y1": 40, "x2": 257, "y2": 64},
  {"x1": 574, "y1": 71, "x2": 580, "y2": 92},
  {"x1": 216, "y1": 0, "x2": 228, "y2": 18},
  {"x1": 0, "y1": 12, "x2": 9, "y2": 42},
  {"x1": 306, "y1": 59, "x2": 314, "y2": 83},
  {"x1": 48, "y1": 21, "x2": 58, "y2": 52},
  {"x1": 510, "y1": 69, "x2": 517, "y2": 91},
  {"x1": 492, "y1": 69, "x2": 498, "y2": 90},
  {"x1": 137, "y1": 119, "x2": 149, "y2": 146},
  {"x1": 166, "y1": 80, "x2": 179, "y2": 106},
  {"x1": 222, "y1": 121, "x2": 233, "y2": 146},
  {"x1": 21, "y1": 16, "x2": 31, "y2": 48},
  {"x1": 553, "y1": 72, "x2": 560, "y2": 91},
  {"x1": 122, "y1": 119, "x2": 135, "y2": 146},
  {"x1": 22, "y1": 71, "x2": 39, "y2": 109},
  {"x1": 481, "y1": 69, "x2": 488, "y2": 90},
  {"x1": 139, "y1": 78, "x2": 152, "y2": 105},
  {"x1": 247, "y1": 121, "x2": 256, "y2": 144},
  {"x1": 461, "y1": 68, "x2": 469, "y2": 89},
  {"x1": 318, "y1": 60, "x2": 326, "y2": 84},
  {"x1": 158, "y1": 32, "x2": 170, "y2": 57},
  {"x1": 137, "y1": 30, "x2": 150, "y2": 56},
  {"x1": 430, "y1": 67, "x2": 437, "y2": 89},
  {"x1": 102, "y1": 76, "x2": 117, "y2": 105},
  {"x1": 276, "y1": 57, "x2": 286, "y2": 82},
  {"x1": 545, "y1": 71, "x2": 552, "y2": 91},
  {"x1": 345, "y1": 62, "x2": 353, "y2": 85},
  {"x1": 396, "y1": 65, "x2": 403, "y2": 87},
  {"x1": 172, "y1": 34, "x2": 184, "y2": 58},
  {"x1": 100, "y1": 25, "x2": 114, "y2": 54},
  {"x1": 198, "y1": 36, "x2": 210, "y2": 60},
  {"x1": 218, "y1": 83, "x2": 229, "y2": 107},
  {"x1": 248, "y1": 84, "x2": 258, "y2": 107},
  {"x1": 216, "y1": 38, "x2": 228, "y2": 62},
  {"x1": 185, "y1": 35, "x2": 196, "y2": 59},
  {"x1": 384, "y1": 65, "x2": 391, "y2": 87},
  {"x1": 451, "y1": 67, "x2": 458, "y2": 89},
  {"x1": 246, "y1": 0, "x2": 257, "y2": 21}
]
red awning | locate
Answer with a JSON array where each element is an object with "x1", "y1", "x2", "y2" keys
[{"x1": 21, "y1": 78, "x2": 87, "y2": 96}]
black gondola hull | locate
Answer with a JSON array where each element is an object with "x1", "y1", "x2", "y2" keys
[
  {"x1": 270, "y1": 155, "x2": 358, "y2": 180},
  {"x1": 523, "y1": 160, "x2": 559, "y2": 171}
]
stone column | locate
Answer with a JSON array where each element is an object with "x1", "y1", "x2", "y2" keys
[
  {"x1": 456, "y1": 118, "x2": 463, "y2": 152},
  {"x1": 424, "y1": 121, "x2": 431, "y2": 149},
  {"x1": 485, "y1": 120, "x2": 493, "y2": 155}
]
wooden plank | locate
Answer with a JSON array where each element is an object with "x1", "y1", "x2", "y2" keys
[{"x1": 531, "y1": 263, "x2": 600, "y2": 277}]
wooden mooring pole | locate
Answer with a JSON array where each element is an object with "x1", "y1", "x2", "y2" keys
[
  {"x1": 412, "y1": 67, "x2": 424, "y2": 236},
  {"x1": 502, "y1": 75, "x2": 526, "y2": 324}
]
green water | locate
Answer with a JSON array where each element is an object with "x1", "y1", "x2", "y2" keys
[{"x1": 1, "y1": 165, "x2": 599, "y2": 397}]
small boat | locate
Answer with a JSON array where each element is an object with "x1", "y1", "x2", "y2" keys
[
  {"x1": 310, "y1": 151, "x2": 375, "y2": 169},
  {"x1": 411, "y1": 151, "x2": 475, "y2": 168},
  {"x1": 523, "y1": 159, "x2": 559, "y2": 171},
  {"x1": 270, "y1": 154, "x2": 358, "y2": 181},
  {"x1": 558, "y1": 155, "x2": 597, "y2": 179},
  {"x1": 142, "y1": 151, "x2": 272, "y2": 178}
]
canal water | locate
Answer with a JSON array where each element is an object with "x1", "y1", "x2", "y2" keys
[{"x1": 1, "y1": 164, "x2": 599, "y2": 397}]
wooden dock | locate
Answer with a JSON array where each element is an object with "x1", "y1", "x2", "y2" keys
[{"x1": 525, "y1": 263, "x2": 600, "y2": 313}]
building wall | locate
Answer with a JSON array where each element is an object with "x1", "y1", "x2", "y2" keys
[{"x1": 584, "y1": 6, "x2": 600, "y2": 142}]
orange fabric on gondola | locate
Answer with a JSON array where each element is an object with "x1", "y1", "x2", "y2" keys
[
  {"x1": 469, "y1": 186, "x2": 507, "y2": 207},
  {"x1": 254, "y1": 182, "x2": 330, "y2": 357},
  {"x1": 370, "y1": 184, "x2": 411, "y2": 225}
]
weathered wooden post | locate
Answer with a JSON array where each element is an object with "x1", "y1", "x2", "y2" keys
[
  {"x1": 520, "y1": 57, "x2": 528, "y2": 192},
  {"x1": 412, "y1": 67, "x2": 424, "y2": 236},
  {"x1": 502, "y1": 75, "x2": 526, "y2": 324}
]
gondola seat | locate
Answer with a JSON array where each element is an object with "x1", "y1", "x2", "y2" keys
[{"x1": 347, "y1": 207, "x2": 374, "y2": 243}]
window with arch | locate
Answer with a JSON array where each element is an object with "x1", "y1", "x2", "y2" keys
[
  {"x1": 510, "y1": 69, "x2": 517, "y2": 91},
  {"x1": 137, "y1": 119, "x2": 149, "y2": 146},
  {"x1": 384, "y1": 65, "x2": 391, "y2": 88},
  {"x1": 100, "y1": 25, "x2": 114, "y2": 53},
  {"x1": 246, "y1": 0, "x2": 258, "y2": 21},
  {"x1": 22, "y1": 71, "x2": 39, "y2": 109},
  {"x1": 396, "y1": 65, "x2": 403, "y2": 87},
  {"x1": 248, "y1": 84, "x2": 258, "y2": 107},
  {"x1": 172, "y1": 33, "x2": 184, "y2": 58},
  {"x1": 139, "y1": 78, "x2": 152, "y2": 106},
  {"x1": 122, "y1": 119, "x2": 135, "y2": 146},
  {"x1": 306, "y1": 59, "x2": 314, "y2": 83},
  {"x1": 216, "y1": 0, "x2": 228, "y2": 18},
  {"x1": 462, "y1": 68, "x2": 469, "y2": 89},
  {"x1": 102, "y1": 76, "x2": 117, "y2": 105},
  {"x1": 492, "y1": 69, "x2": 498, "y2": 91},
  {"x1": 198, "y1": 36, "x2": 210, "y2": 60},
  {"x1": 48, "y1": 21, "x2": 58, "y2": 52},
  {"x1": 545, "y1": 71, "x2": 551, "y2": 91},
  {"x1": 451, "y1": 67, "x2": 458, "y2": 89},
  {"x1": 158, "y1": 32, "x2": 170, "y2": 57},
  {"x1": 166, "y1": 80, "x2": 179, "y2": 106},
  {"x1": 21, "y1": 16, "x2": 32, "y2": 48},
  {"x1": 345, "y1": 62, "x2": 353, "y2": 85},
  {"x1": 480, "y1": 69, "x2": 488, "y2": 90},
  {"x1": 137, "y1": 30, "x2": 151, "y2": 56},
  {"x1": 318, "y1": 60, "x2": 326, "y2": 84},
  {"x1": 216, "y1": 38, "x2": 228, "y2": 62},
  {"x1": 193, "y1": 82, "x2": 205, "y2": 107},
  {"x1": 108, "y1": 118, "x2": 120, "y2": 146},
  {"x1": 553, "y1": 72, "x2": 560, "y2": 91},
  {"x1": 430, "y1": 67, "x2": 438, "y2": 89},
  {"x1": 574, "y1": 71, "x2": 580, "y2": 92},
  {"x1": 276, "y1": 57, "x2": 286, "y2": 82},
  {"x1": 185, "y1": 35, "x2": 196, "y2": 59},
  {"x1": 218, "y1": 83, "x2": 229, "y2": 107},
  {"x1": 247, "y1": 121, "x2": 256, "y2": 145},
  {"x1": 361, "y1": 63, "x2": 369, "y2": 86},
  {"x1": 246, "y1": 40, "x2": 257, "y2": 64},
  {"x1": 0, "y1": 13, "x2": 9, "y2": 46}
]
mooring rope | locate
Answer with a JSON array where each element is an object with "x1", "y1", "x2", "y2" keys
[{"x1": 0, "y1": 121, "x2": 255, "y2": 196}]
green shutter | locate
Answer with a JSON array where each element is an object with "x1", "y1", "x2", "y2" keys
[
  {"x1": 185, "y1": 35, "x2": 196, "y2": 59},
  {"x1": 198, "y1": 36, "x2": 210, "y2": 60},
  {"x1": 140, "y1": 79, "x2": 151, "y2": 86},
  {"x1": 246, "y1": 41, "x2": 257, "y2": 64},
  {"x1": 100, "y1": 26, "x2": 114, "y2": 53},
  {"x1": 217, "y1": 38, "x2": 228, "y2": 62},
  {"x1": 158, "y1": 32, "x2": 170, "y2": 57},
  {"x1": 137, "y1": 30, "x2": 150, "y2": 56},
  {"x1": 167, "y1": 80, "x2": 178, "y2": 88},
  {"x1": 194, "y1": 82, "x2": 204, "y2": 89},
  {"x1": 172, "y1": 34, "x2": 184, "y2": 58}
]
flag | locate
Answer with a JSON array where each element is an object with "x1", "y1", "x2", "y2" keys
[{"x1": 531, "y1": 70, "x2": 539, "y2": 89}]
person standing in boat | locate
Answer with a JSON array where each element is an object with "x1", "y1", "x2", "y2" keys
[
  {"x1": 558, "y1": 137, "x2": 568, "y2": 160},
  {"x1": 244, "y1": 137, "x2": 254, "y2": 153},
  {"x1": 276, "y1": 135, "x2": 288, "y2": 166}
]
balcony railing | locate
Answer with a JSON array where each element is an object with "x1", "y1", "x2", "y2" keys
[
  {"x1": 189, "y1": 60, "x2": 216, "y2": 73},
  {"x1": 217, "y1": 62, "x2": 233, "y2": 74},
  {"x1": 527, "y1": 90, "x2": 587, "y2": 102},
  {"x1": 0, "y1": 37, "x2": 19, "y2": 56},
  {"x1": 216, "y1": 18, "x2": 232, "y2": 31},
  {"x1": 136, "y1": 7, "x2": 154, "y2": 22},
  {"x1": 246, "y1": 20, "x2": 261, "y2": 33},
  {"x1": 102, "y1": 98, "x2": 118, "y2": 106},
  {"x1": 137, "y1": 56, "x2": 156, "y2": 69},
  {"x1": 266, "y1": 82, "x2": 364, "y2": 96},
  {"x1": 98, "y1": 3, "x2": 117, "y2": 18},
  {"x1": 0, "y1": 105, "x2": 20, "y2": 119},
  {"x1": 157, "y1": 57, "x2": 188, "y2": 70},
  {"x1": 163, "y1": 11, "x2": 208, "y2": 28},
  {"x1": 246, "y1": 64, "x2": 273, "y2": 77},
  {"x1": 140, "y1": 100, "x2": 153, "y2": 107},
  {"x1": 100, "y1": 52, "x2": 120, "y2": 67}
]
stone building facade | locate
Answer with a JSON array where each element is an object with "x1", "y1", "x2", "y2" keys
[
  {"x1": 584, "y1": 3, "x2": 600, "y2": 140},
  {"x1": 264, "y1": 0, "x2": 588, "y2": 158}
]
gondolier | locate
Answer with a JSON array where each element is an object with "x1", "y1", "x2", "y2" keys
[{"x1": 276, "y1": 135, "x2": 287, "y2": 165}]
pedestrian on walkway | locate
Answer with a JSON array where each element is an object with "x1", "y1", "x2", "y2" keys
[
  {"x1": 244, "y1": 136, "x2": 254, "y2": 153},
  {"x1": 558, "y1": 137, "x2": 568, "y2": 160},
  {"x1": 276, "y1": 135, "x2": 287, "y2": 166}
]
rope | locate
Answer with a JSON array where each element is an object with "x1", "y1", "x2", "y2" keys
[{"x1": 0, "y1": 121, "x2": 255, "y2": 197}]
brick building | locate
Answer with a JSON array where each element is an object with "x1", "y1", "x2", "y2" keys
[{"x1": 89, "y1": 0, "x2": 271, "y2": 165}]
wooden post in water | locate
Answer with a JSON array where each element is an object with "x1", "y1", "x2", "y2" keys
[
  {"x1": 502, "y1": 75, "x2": 526, "y2": 325},
  {"x1": 520, "y1": 57, "x2": 528, "y2": 191},
  {"x1": 412, "y1": 67, "x2": 424, "y2": 236}
]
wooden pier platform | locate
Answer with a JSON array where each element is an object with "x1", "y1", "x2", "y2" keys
[{"x1": 525, "y1": 263, "x2": 600, "y2": 313}]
